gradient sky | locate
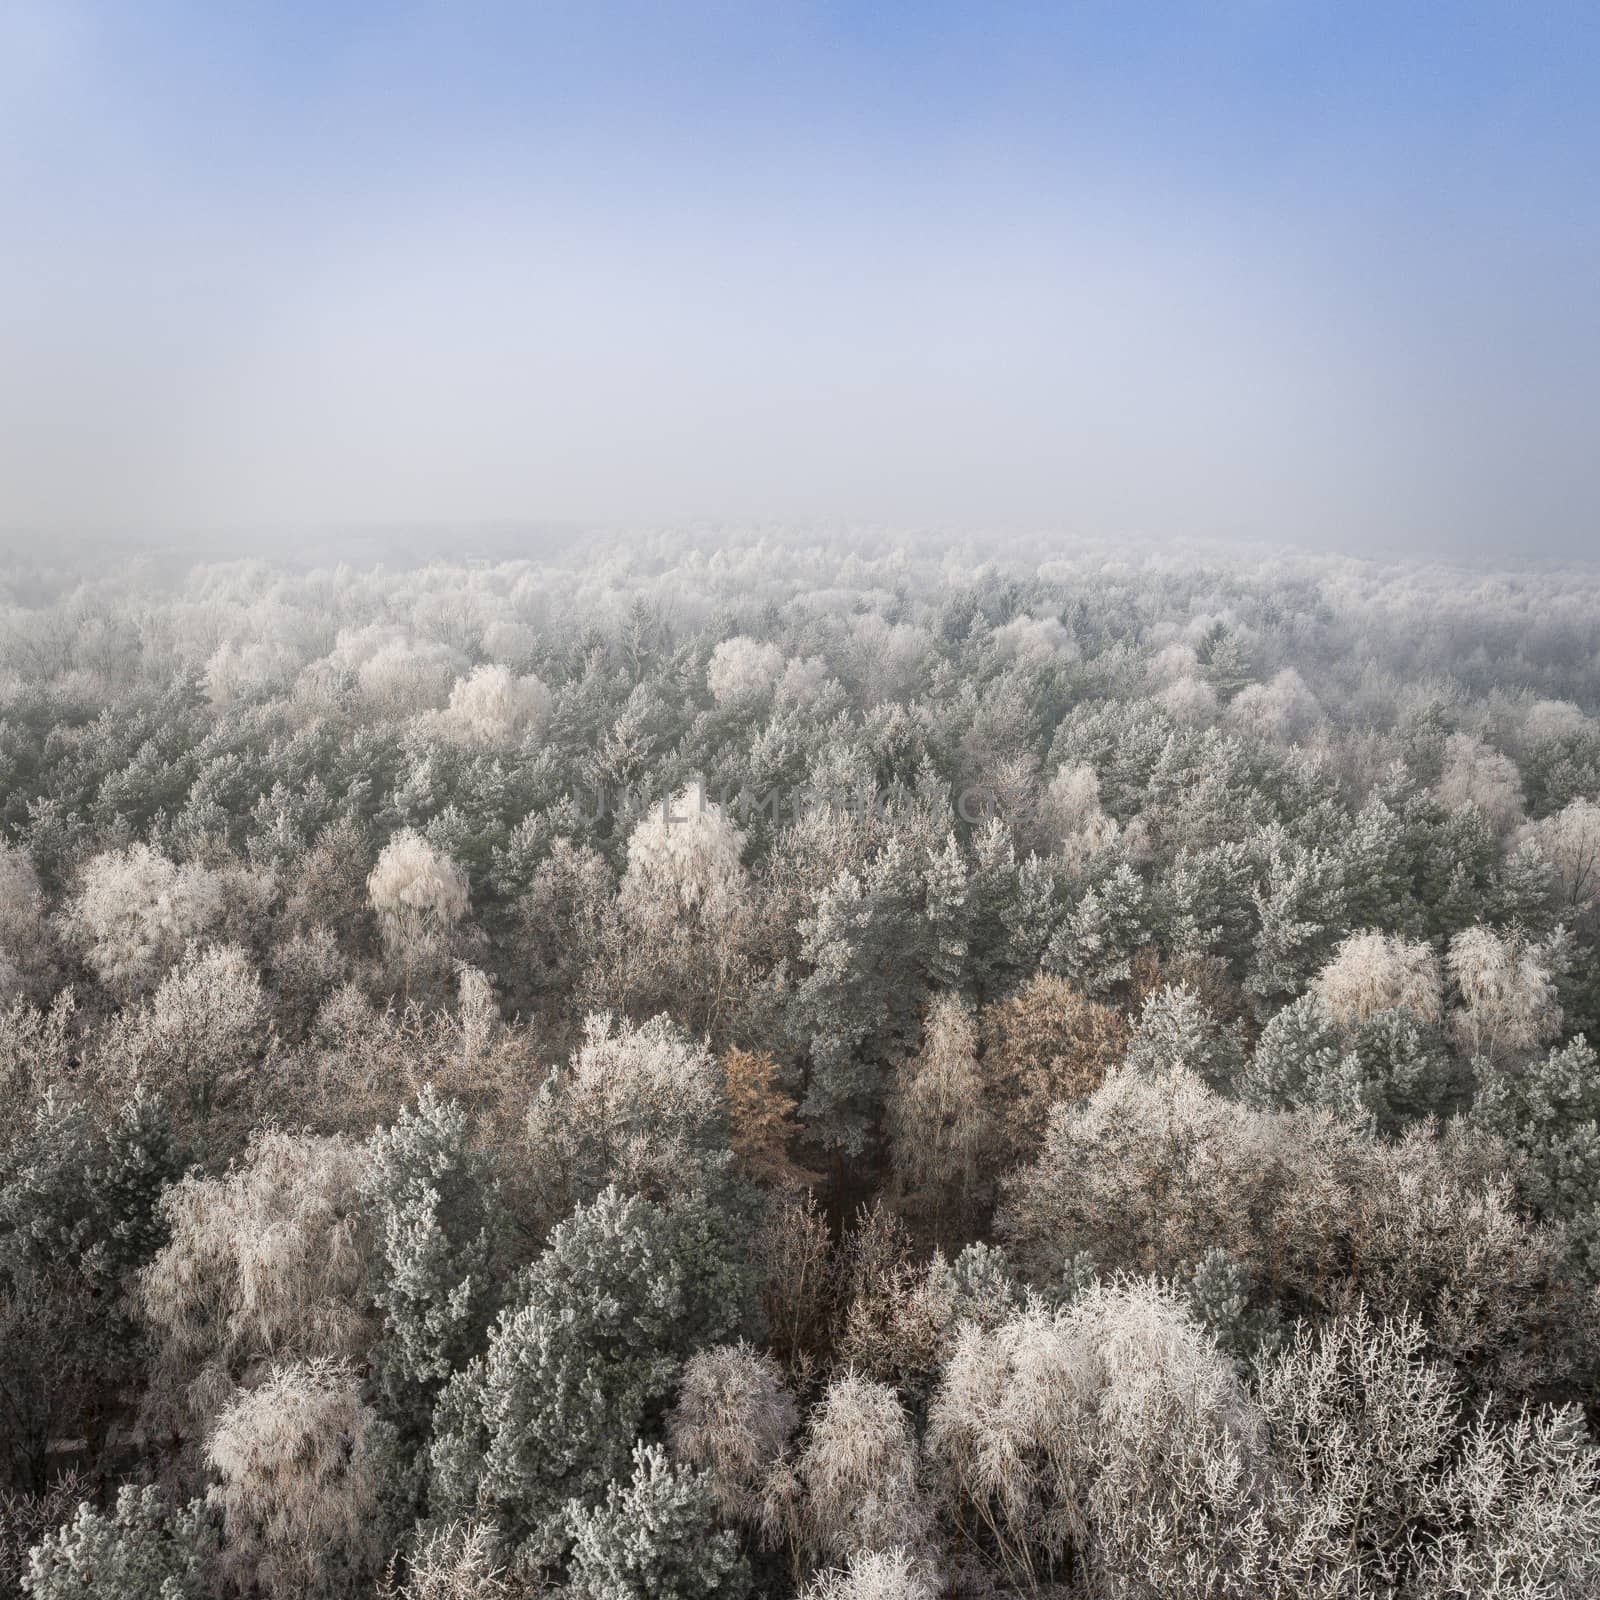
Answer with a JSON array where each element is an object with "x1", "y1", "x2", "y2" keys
[{"x1": 3, "y1": 1, "x2": 1598, "y2": 554}]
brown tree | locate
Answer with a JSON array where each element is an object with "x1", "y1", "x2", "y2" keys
[{"x1": 977, "y1": 973, "x2": 1128, "y2": 1157}]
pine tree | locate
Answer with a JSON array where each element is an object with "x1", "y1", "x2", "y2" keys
[
  {"x1": 565, "y1": 1441, "x2": 750, "y2": 1600},
  {"x1": 21, "y1": 1487, "x2": 216, "y2": 1600},
  {"x1": 1184, "y1": 1247, "x2": 1281, "y2": 1363},
  {"x1": 428, "y1": 1187, "x2": 750, "y2": 1570},
  {"x1": 1475, "y1": 1035, "x2": 1600, "y2": 1277},
  {"x1": 361, "y1": 1088, "x2": 506, "y2": 1431},
  {"x1": 1046, "y1": 862, "x2": 1150, "y2": 995}
]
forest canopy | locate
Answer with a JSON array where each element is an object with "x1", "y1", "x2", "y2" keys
[{"x1": 3, "y1": 532, "x2": 1600, "y2": 1598}]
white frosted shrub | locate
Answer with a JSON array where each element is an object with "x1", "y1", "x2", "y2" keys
[
  {"x1": 1435, "y1": 732, "x2": 1526, "y2": 835},
  {"x1": 384, "y1": 1519, "x2": 524, "y2": 1600},
  {"x1": 439, "y1": 663, "x2": 551, "y2": 746},
  {"x1": 797, "y1": 1549, "x2": 936, "y2": 1600},
  {"x1": 140, "y1": 1129, "x2": 373, "y2": 1428},
  {"x1": 1514, "y1": 798, "x2": 1600, "y2": 910},
  {"x1": 668, "y1": 1342, "x2": 799, "y2": 1523},
  {"x1": 1311, "y1": 929, "x2": 1443, "y2": 1027},
  {"x1": 707, "y1": 636, "x2": 785, "y2": 704},
  {"x1": 68, "y1": 843, "x2": 223, "y2": 995},
  {"x1": 368, "y1": 830, "x2": 470, "y2": 953},
  {"x1": 205, "y1": 1358, "x2": 381, "y2": 1600},
  {"x1": 1447, "y1": 924, "x2": 1562, "y2": 1061}
]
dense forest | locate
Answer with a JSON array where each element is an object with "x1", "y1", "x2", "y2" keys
[{"x1": 3, "y1": 534, "x2": 1600, "y2": 1598}]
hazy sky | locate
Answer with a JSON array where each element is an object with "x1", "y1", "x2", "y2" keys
[{"x1": 3, "y1": 1, "x2": 1597, "y2": 555}]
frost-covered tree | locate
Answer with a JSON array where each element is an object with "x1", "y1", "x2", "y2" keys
[
  {"x1": 1184, "y1": 1247, "x2": 1281, "y2": 1363},
  {"x1": 847, "y1": 617, "x2": 931, "y2": 704},
  {"x1": 66, "y1": 843, "x2": 223, "y2": 996},
  {"x1": 1255, "y1": 1306, "x2": 1600, "y2": 1597},
  {"x1": 1311, "y1": 928, "x2": 1443, "y2": 1027},
  {"x1": 438, "y1": 663, "x2": 551, "y2": 747},
  {"x1": 1194, "y1": 619, "x2": 1252, "y2": 700},
  {"x1": 1, "y1": 1085, "x2": 178, "y2": 1294},
  {"x1": 428, "y1": 1186, "x2": 749, "y2": 1569},
  {"x1": 795, "y1": 1549, "x2": 935, "y2": 1600},
  {"x1": 1435, "y1": 732, "x2": 1527, "y2": 836},
  {"x1": 0, "y1": 846, "x2": 48, "y2": 1007},
  {"x1": 203, "y1": 638, "x2": 300, "y2": 706},
  {"x1": 1447, "y1": 923, "x2": 1564, "y2": 1062},
  {"x1": 623, "y1": 782, "x2": 748, "y2": 918},
  {"x1": 1225, "y1": 666, "x2": 1322, "y2": 742},
  {"x1": 204, "y1": 1358, "x2": 382, "y2": 1600},
  {"x1": 707, "y1": 637, "x2": 785, "y2": 706},
  {"x1": 719, "y1": 1049, "x2": 817, "y2": 1190},
  {"x1": 885, "y1": 994, "x2": 987, "y2": 1218},
  {"x1": 565, "y1": 1441, "x2": 750, "y2": 1600},
  {"x1": 139, "y1": 1130, "x2": 373, "y2": 1432},
  {"x1": 998, "y1": 1059, "x2": 1572, "y2": 1390},
  {"x1": 1515, "y1": 797, "x2": 1600, "y2": 917},
  {"x1": 367, "y1": 830, "x2": 470, "y2": 957},
  {"x1": 767, "y1": 1371, "x2": 931, "y2": 1579},
  {"x1": 380, "y1": 1519, "x2": 528, "y2": 1600},
  {"x1": 976, "y1": 974, "x2": 1126, "y2": 1155},
  {"x1": 93, "y1": 942, "x2": 267, "y2": 1124},
  {"x1": 788, "y1": 829, "x2": 968, "y2": 1154},
  {"x1": 1122, "y1": 982, "x2": 1244, "y2": 1091},
  {"x1": 0, "y1": 1085, "x2": 181, "y2": 1484},
  {"x1": 356, "y1": 637, "x2": 463, "y2": 713},
  {"x1": 617, "y1": 783, "x2": 756, "y2": 1035},
  {"x1": 668, "y1": 1343, "x2": 798, "y2": 1526},
  {"x1": 995, "y1": 1063, "x2": 1287, "y2": 1282},
  {"x1": 361, "y1": 1088, "x2": 506, "y2": 1428},
  {"x1": 1475, "y1": 1034, "x2": 1600, "y2": 1275},
  {"x1": 524, "y1": 1012, "x2": 734, "y2": 1228},
  {"x1": 1036, "y1": 763, "x2": 1122, "y2": 867},
  {"x1": 1157, "y1": 672, "x2": 1218, "y2": 725},
  {"x1": 1046, "y1": 862, "x2": 1151, "y2": 994},
  {"x1": 1244, "y1": 990, "x2": 1459, "y2": 1131},
  {"x1": 991, "y1": 612, "x2": 1075, "y2": 666},
  {"x1": 1245, "y1": 833, "x2": 1348, "y2": 1013},
  {"x1": 926, "y1": 1279, "x2": 1258, "y2": 1594},
  {"x1": 21, "y1": 1487, "x2": 216, "y2": 1600}
]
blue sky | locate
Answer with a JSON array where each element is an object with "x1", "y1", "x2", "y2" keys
[{"x1": 3, "y1": 1, "x2": 1597, "y2": 553}]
